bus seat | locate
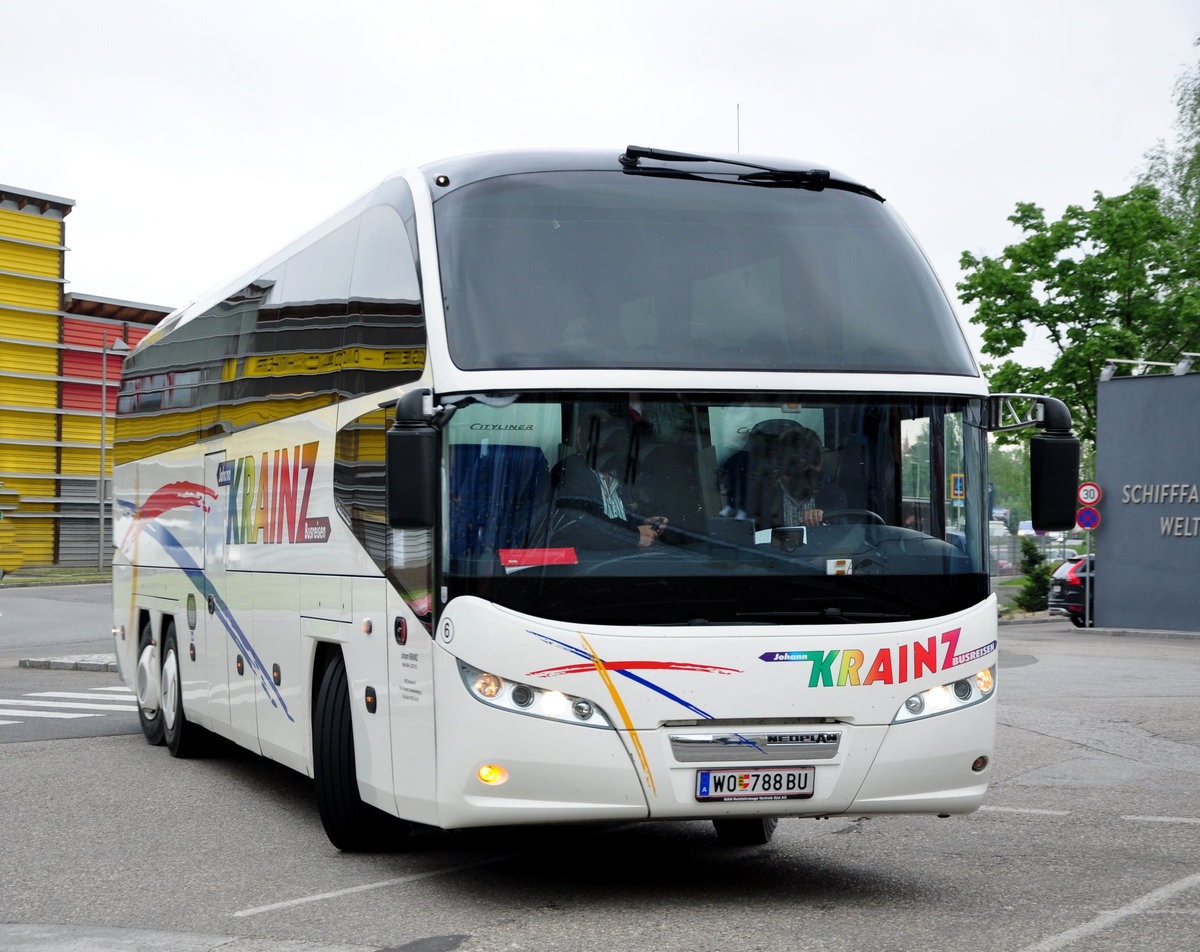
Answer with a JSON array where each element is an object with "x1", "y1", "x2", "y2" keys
[
  {"x1": 640, "y1": 443, "x2": 708, "y2": 533},
  {"x1": 448, "y1": 444, "x2": 550, "y2": 558}
]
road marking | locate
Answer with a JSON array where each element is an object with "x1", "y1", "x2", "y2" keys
[
  {"x1": 1014, "y1": 871, "x2": 1200, "y2": 952},
  {"x1": 1123, "y1": 815, "x2": 1200, "y2": 825},
  {"x1": 232, "y1": 853, "x2": 524, "y2": 918},
  {"x1": 0, "y1": 698, "x2": 136, "y2": 711},
  {"x1": 0, "y1": 687, "x2": 139, "y2": 726},
  {"x1": 0, "y1": 708, "x2": 97, "y2": 719},
  {"x1": 980, "y1": 805, "x2": 1071, "y2": 816}
]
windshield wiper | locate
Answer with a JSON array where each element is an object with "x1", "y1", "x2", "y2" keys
[{"x1": 617, "y1": 145, "x2": 882, "y2": 199}]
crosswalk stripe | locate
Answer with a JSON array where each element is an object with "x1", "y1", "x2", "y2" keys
[
  {"x1": 26, "y1": 692, "x2": 139, "y2": 705},
  {"x1": 0, "y1": 687, "x2": 140, "y2": 726},
  {"x1": 0, "y1": 699, "x2": 136, "y2": 711}
]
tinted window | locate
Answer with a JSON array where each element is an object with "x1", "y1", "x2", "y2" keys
[
  {"x1": 435, "y1": 171, "x2": 974, "y2": 375},
  {"x1": 117, "y1": 184, "x2": 426, "y2": 464}
]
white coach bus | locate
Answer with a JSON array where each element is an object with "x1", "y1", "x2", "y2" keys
[{"x1": 112, "y1": 146, "x2": 1078, "y2": 850}]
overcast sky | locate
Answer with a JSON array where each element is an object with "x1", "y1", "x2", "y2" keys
[{"x1": 3, "y1": 1, "x2": 1196, "y2": 364}]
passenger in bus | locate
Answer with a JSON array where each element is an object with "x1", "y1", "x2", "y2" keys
[
  {"x1": 544, "y1": 406, "x2": 669, "y2": 549},
  {"x1": 725, "y1": 421, "x2": 843, "y2": 529},
  {"x1": 772, "y1": 425, "x2": 845, "y2": 527}
]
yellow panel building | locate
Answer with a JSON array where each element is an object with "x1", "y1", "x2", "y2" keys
[{"x1": 0, "y1": 184, "x2": 170, "y2": 574}]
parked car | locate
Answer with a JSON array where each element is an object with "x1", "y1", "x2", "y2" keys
[{"x1": 1048, "y1": 554, "x2": 1094, "y2": 627}]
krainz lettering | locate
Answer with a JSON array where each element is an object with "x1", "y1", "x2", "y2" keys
[
  {"x1": 758, "y1": 629, "x2": 993, "y2": 688},
  {"x1": 224, "y1": 441, "x2": 329, "y2": 544}
]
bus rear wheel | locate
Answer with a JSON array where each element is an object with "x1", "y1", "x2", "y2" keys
[
  {"x1": 313, "y1": 652, "x2": 408, "y2": 851},
  {"x1": 135, "y1": 621, "x2": 165, "y2": 746},
  {"x1": 713, "y1": 817, "x2": 778, "y2": 846},
  {"x1": 162, "y1": 624, "x2": 205, "y2": 757}
]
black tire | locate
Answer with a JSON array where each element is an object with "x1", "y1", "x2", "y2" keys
[
  {"x1": 1070, "y1": 614, "x2": 1086, "y2": 628},
  {"x1": 136, "y1": 621, "x2": 165, "y2": 746},
  {"x1": 313, "y1": 653, "x2": 407, "y2": 851},
  {"x1": 162, "y1": 625, "x2": 205, "y2": 758},
  {"x1": 713, "y1": 817, "x2": 779, "y2": 846}
]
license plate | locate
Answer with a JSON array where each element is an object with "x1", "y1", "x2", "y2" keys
[{"x1": 696, "y1": 766, "x2": 815, "y2": 801}]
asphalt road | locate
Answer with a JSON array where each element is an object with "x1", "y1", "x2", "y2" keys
[
  {"x1": 0, "y1": 582, "x2": 114, "y2": 666},
  {"x1": 0, "y1": 586, "x2": 1197, "y2": 952}
]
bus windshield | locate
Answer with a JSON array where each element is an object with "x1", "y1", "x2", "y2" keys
[
  {"x1": 433, "y1": 170, "x2": 976, "y2": 376},
  {"x1": 442, "y1": 392, "x2": 988, "y2": 625}
]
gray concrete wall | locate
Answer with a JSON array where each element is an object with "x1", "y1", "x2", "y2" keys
[{"x1": 1095, "y1": 373, "x2": 1200, "y2": 631}]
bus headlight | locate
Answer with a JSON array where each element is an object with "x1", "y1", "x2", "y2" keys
[
  {"x1": 459, "y1": 661, "x2": 613, "y2": 729},
  {"x1": 893, "y1": 665, "x2": 996, "y2": 723}
]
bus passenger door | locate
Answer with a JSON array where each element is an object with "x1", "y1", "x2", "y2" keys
[
  {"x1": 202, "y1": 451, "x2": 231, "y2": 732},
  {"x1": 387, "y1": 584, "x2": 438, "y2": 825}
]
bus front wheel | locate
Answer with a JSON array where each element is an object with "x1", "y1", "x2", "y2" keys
[{"x1": 313, "y1": 652, "x2": 407, "y2": 851}]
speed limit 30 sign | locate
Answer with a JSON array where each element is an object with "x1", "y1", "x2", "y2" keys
[{"x1": 1078, "y1": 482, "x2": 1102, "y2": 506}]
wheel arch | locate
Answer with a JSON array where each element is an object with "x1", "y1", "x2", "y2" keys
[{"x1": 310, "y1": 641, "x2": 344, "y2": 738}]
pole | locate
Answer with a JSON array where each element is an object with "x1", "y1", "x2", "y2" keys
[
  {"x1": 1084, "y1": 529, "x2": 1092, "y2": 628},
  {"x1": 98, "y1": 331, "x2": 107, "y2": 571}
]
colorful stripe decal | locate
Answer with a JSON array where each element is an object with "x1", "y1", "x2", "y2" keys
[
  {"x1": 117, "y1": 491, "x2": 293, "y2": 722},
  {"x1": 580, "y1": 634, "x2": 656, "y2": 796},
  {"x1": 528, "y1": 630, "x2": 720, "y2": 721},
  {"x1": 528, "y1": 660, "x2": 741, "y2": 678},
  {"x1": 527, "y1": 630, "x2": 765, "y2": 774}
]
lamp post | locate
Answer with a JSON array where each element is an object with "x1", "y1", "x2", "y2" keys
[{"x1": 98, "y1": 332, "x2": 130, "y2": 570}]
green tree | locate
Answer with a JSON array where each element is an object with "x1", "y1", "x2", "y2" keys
[
  {"x1": 1013, "y1": 536, "x2": 1051, "y2": 613},
  {"x1": 959, "y1": 186, "x2": 1192, "y2": 449},
  {"x1": 1140, "y1": 36, "x2": 1200, "y2": 342},
  {"x1": 960, "y1": 44, "x2": 1200, "y2": 450},
  {"x1": 1141, "y1": 37, "x2": 1200, "y2": 232},
  {"x1": 987, "y1": 441, "x2": 1029, "y2": 529}
]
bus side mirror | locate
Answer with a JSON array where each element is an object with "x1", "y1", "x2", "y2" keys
[
  {"x1": 386, "y1": 390, "x2": 438, "y2": 529},
  {"x1": 1030, "y1": 432, "x2": 1079, "y2": 532}
]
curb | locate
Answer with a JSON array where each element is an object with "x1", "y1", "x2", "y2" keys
[
  {"x1": 0, "y1": 578, "x2": 110, "y2": 589},
  {"x1": 18, "y1": 655, "x2": 120, "y2": 673}
]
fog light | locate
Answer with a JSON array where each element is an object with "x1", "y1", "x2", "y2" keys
[
  {"x1": 473, "y1": 673, "x2": 503, "y2": 699},
  {"x1": 971, "y1": 756, "x2": 989, "y2": 772},
  {"x1": 477, "y1": 764, "x2": 508, "y2": 785},
  {"x1": 511, "y1": 684, "x2": 534, "y2": 707},
  {"x1": 904, "y1": 695, "x2": 924, "y2": 715}
]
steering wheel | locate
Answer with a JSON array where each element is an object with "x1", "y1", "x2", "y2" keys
[{"x1": 822, "y1": 508, "x2": 886, "y2": 526}]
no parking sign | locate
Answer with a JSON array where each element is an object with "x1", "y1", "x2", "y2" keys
[{"x1": 1076, "y1": 483, "x2": 1101, "y2": 531}]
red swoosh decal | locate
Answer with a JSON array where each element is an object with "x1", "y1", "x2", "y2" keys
[{"x1": 527, "y1": 661, "x2": 741, "y2": 678}]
